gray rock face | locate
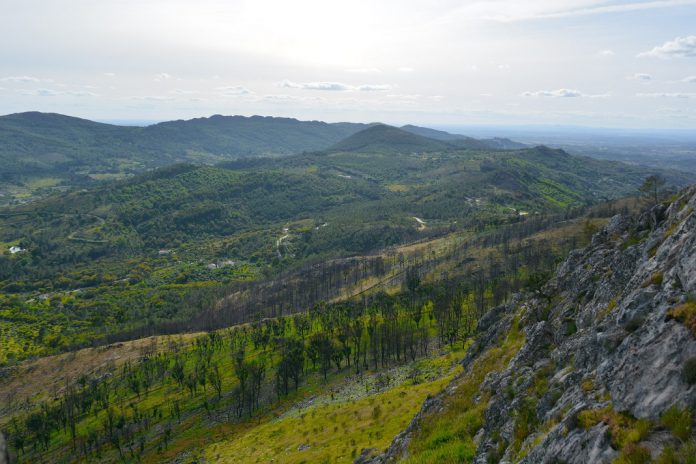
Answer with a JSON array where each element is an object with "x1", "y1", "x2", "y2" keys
[
  {"x1": 0, "y1": 432, "x2": 7, "y2": 464},
  {"x1": 360, "y1": 186, "x2": 696, "y2": 464}
]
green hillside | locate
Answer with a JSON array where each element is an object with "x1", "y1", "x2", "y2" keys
[
  {"x1": 0, "y1": 112, "x2": 370, "y2": 198},
  {"x1": 328, "y1": 124, "x2": 452, "y2": 153},
  {"x1": 1, "y1": 142, "x2": 692, "y2": 365},
  {"x1": 0, "y1": 113, "x2": 535, "y2": 205}
]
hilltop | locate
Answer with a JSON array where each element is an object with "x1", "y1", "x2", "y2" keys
[
  {"x1": 329, "y1": 124, "x2": 527, "y2": 154},
  {"x1": 328, "y1": 124, "x2": 453, "y2": 153}
]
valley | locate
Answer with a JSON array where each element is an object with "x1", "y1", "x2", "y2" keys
[
  {"x1": 4, "y1": 3, "x2": 696, "y2": 463},
  {"x1": 1, "y1": 114, "x2": 695, "y2": 464}
]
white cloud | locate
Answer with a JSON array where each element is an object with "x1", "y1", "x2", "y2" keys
[
  {"x1": 153, "y1": 72, "x2": 172, "y2": 82},
  {"x1": 639, "y1": 35, "x2": 696, "y2": 58},
  {"x1": 20, "y1": 88, "x2": 97, "y2": 97},
  {"x1": 628, "y1": 73, "x2": 652, "y2": 80},
  {"x1": 387, "y1": 94, "x2": 422, "y2": 99},
  {"x1": 216, "y1": 85, "x2": 251, "y2": 96},
  {"x1": 356, "y1": 84, "x2": 392, "y2": 92},
  {"x1": 171, "y1": 89, "x2": 198, "y2": 95},
  {"x1": 451, "y1": 0, "x2": 696, "y2": 22},
  {"x1": 1, "y1": 76, "x2": 41, "y2": 83},
  {"x1": 598, "y1": 49, "x2": 616, "y2": 57},
  {"x1": 64, "y1": 90, "x2": 98, "y2": 97},
  {"x1": 20, "y1": 88, "x2": 59, "y2": 96},
  {"x1": 261, "y1": 94, "x2": 324, "y2": 103},
  {"x1": 346, "y1": 67, "x2": 381, "y2": 73},
  {"x1": 279, "y1": 80, "x2": 391, "y2": 92},
  {"x1": 682, "y1": 75, "x2": 696, "y2": 83},
  {"x1": 397, "y1": 67, "x2": 415, "y2": 73},
  {"x1": 103, "y1": 72, "x2": 116, "y2": 77},
  {"x1": 522, "y1": 88, "x2": 584, "y2": 98},
  {"x1": 637, "y1": 92, "x2": 692, "y2": 98},
  {"x1": 386, "y1": 93, "x2": 443, "y2": 101},
  {"x1": 280, "y1": 80, "x2": 352, "y2": 91},
  {"x1": 129, "y1": 95, "x2": 174, "y2": 101}
]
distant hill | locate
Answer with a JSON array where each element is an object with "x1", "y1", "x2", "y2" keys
[
  {"x1": 0, "y1": 112, "x2": 370, "y2": 186},
  {"x1": 0, "y1": 113, "x2": 529, "y2": 201},
  {"x1": 478, "y1": 137, "x2": 527, "y2": 150},
  {"x1": 400, "y1": 124, "x2": 487, "y2": 148},
  {"x1": 140, "y1": 115, "x2": 369, "y2": 157},
  {"x1": 328, "y1": 124, "x2": 452, "y2": 153},
  {"x1": 401, "y1": 124, "x2": 526, "y2": 150},
  {"x1": 400, "y1": 124, "x2": 477, "y2": 141}
]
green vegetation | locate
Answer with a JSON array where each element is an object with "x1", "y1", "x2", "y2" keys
[
  {"x1": 668, "y1": 300, "x2": 696, "y2": 337},
  {"x1": 577, "y1": 407, "x2": 651, "y2": 450},
  {"x1": 403, "y1": 318, "x2": 525, "y2": 464},
  {"x1": 661, "y1": 406, "x2": 692, "y2": 441},
  {"x1": 0, "y1": 112, "x2": 370, "y2": 198},
  {"x1": 683, "y1": 358, "x2": 696, "y2": 385},
  {"x1": 2, "y1": 280, "x2": 477, "y2": 463},
  {"x1": 206, "y1": 354, "x2": 460, "y2": 463},
  {"x1": 328, "y1": 124, "x2": 452, "y2": 153},
  {"x1": 614, "y1": 444, "x2": 652, "y2": 464},
  {"x1": 656, "y1": 441, "x2": 696, "y2": 464},
  {"x1": 1, "y1": 131, "x2": 642, "y2": 364},
  {"x1": 3, "y1": 114, "x2": 692, "y2": 463}
]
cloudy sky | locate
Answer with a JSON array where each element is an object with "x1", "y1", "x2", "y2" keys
[{"x1": 1, "y1": 0, "x2": 696, "y2": 128}]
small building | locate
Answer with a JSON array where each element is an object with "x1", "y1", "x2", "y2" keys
[{"x1": 9, "y1": 246, "x2": 25, "y2": 254}]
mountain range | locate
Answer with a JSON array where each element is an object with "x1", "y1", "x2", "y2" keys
[{"x1": 0, "y1": 112, "x2": 523, "y2": 192}]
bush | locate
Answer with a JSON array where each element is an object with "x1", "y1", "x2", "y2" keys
[
  {"x1": 655, "y1": 441, "x2": 696, "y2": 464},
  {"x1": 625, "y1": 317, "x2": 644, "y2": 333},
  {"x1": 661, "y1": 406, "x2": 692, "y2": 441},
  {"x1": 371, "y1": 405, "x2": 382, "y2": 420},
  {"x1": 683, "y1": 358, "x2": 696, "y2": 385},
  {"x1": 577, "y1": 407, "x2": 651, "y2": 449},
  {"x1": 615, "y1": 444, "x2": 652, "y2": 464},
  {"x1": 668, "y1": 301, "x2": 696, "y2": 336},
  {"x1": 651, "y1": 272, "x2": 664, "y2": 286}
]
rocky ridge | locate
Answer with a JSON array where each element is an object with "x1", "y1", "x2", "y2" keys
[{"x1": 361, "y1": 185, "x2": 696, "y2": 463}]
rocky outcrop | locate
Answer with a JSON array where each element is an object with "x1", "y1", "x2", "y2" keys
[
  {"x1": 0, "y1": 432, "x2": 8, "y2": 464},
  {"x1": 362, "y1": 186, "x2": 696, "y2": 463}
]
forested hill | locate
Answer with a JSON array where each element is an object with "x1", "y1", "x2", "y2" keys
[
  {"x1": 328, "y1": 124, "x2": 453, "y2": 153},
  {"x1": 0, "y1": 112, "x2": 370, "y2": 182},
  {"x1": 0, "y1": 112, "x2": 528, "y2": 197},
  {"x1": 329, "y1": 124, "x2": 527, "y2": 153}
]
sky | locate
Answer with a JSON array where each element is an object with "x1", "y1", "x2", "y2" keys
[{"x1": 1, "y1": 0, "x2": 696, "y2": 128}]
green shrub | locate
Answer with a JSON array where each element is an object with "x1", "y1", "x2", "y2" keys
[
  {"x1": 614, "y1": 444, "x2": 652, "y2": 464},
  {"x1": 655, "y1": 441, "x2": 696, "y2": 464},
  {"x1": 668, "y1": 301, "x2": 696, "y2": 336},
  {"x1": 661, "y1": 406, "x2": 692, "y2": 441},
  {"x1": 564, "y1": 318, "x2": 578, "y2": 336},
  {"x1": 625, "y1": 317, "x2": 644, "y2": 333},
  {"x1": 651, "y1": 272, "x2": 664, "y2": 286},
  {"x1": 577, "y1": 407, "x2": 650, "y2": 449},
  {"x1": 683, "y1": 358, "x2": 696, "y2": 385}
]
